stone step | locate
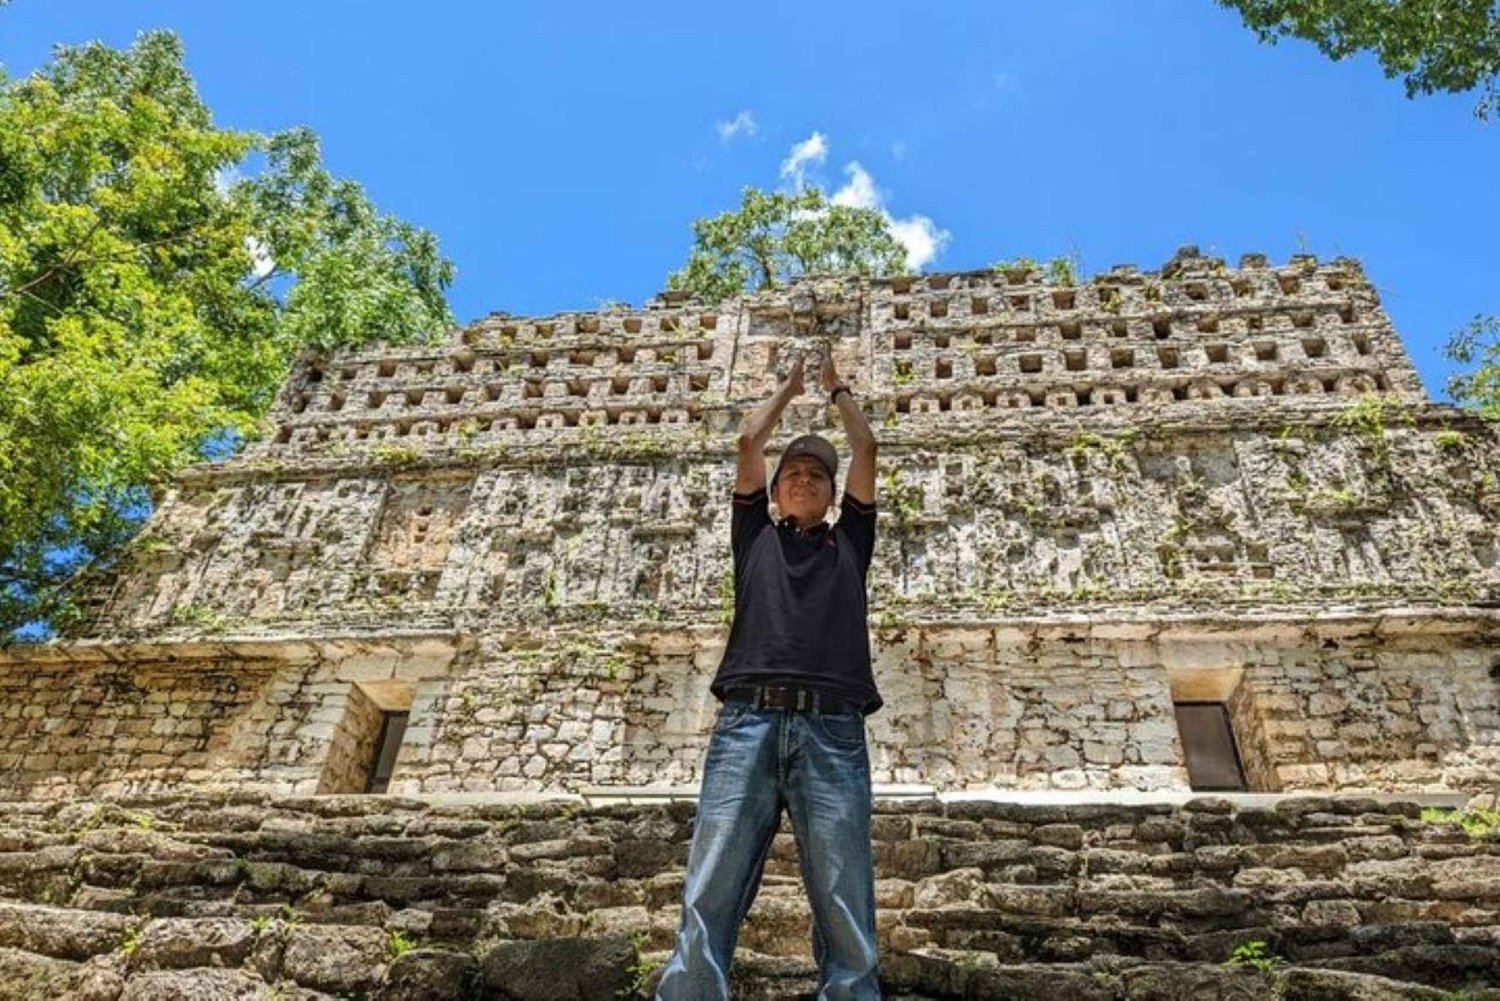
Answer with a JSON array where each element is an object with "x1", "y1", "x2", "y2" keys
[
  {"x1": 0, "y1": 944, "x2": 124, "y2": 1001},
  {"x1": 0, "y1": 893, "x2": 1495, "y2": 999},
  {"x1": 0, "y1": 793, "x2": 1490, "y2": 999},
  {"x1": 0, "y1": 901, "x2": 133, "y2": 962}
]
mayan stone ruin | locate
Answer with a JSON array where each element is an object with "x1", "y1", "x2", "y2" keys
[{"x1": 0, "y1": 247, "x2": 1496, "y2": 998}]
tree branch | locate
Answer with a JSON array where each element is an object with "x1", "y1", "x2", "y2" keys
[
  {"x1": 246, "y1": 264, "x2": 286, "y2": 292},
  {"x1": 0, "y1": 222, "x2": 235, "y2": 303}
]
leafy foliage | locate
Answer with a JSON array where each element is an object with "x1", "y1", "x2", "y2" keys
[
  {"x1": 1220, "y1": 0, "x2": 1500, "y2": 118},
  {"x1": 1221, "y1": 3, "x2": 1500, "y2": 414},
  {"x1": 620, "y1": 930, "x2": 658, "y2": 998},
  {"x1": 0, "y1": 31, "x2": 454, "y2": 635},
  {"x1": 247, "y1": 127, "x2": 454, "y2": 351},
  {"x1": 990, "y1": 255, "x2": 1080, "y2": 285},
  {"x1": 1444, "y1": 314, "x2": 1500, "y2": 418},
  {"x1": 1420, "y1": 805, "x2": 1500, "y2": 836},
  {"x1": 667, "y1": 185, "x2": 907, "y2": 303},
  {"x1": 1223, "y1": 938, "x2": 1284, "y2": 971},
  {"x1": 387, "y1": 929, "x2": 415, "y2": 958}
]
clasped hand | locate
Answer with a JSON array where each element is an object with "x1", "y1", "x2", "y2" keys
[{"x1": 784, "y1": 347, "x2": 840, "y2": 397}]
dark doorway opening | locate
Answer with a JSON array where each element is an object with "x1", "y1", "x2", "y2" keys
[
  {"x1": 1174, "y1": 701, "x2": 1248, "y2": 792},
  {"x1": 365, "y1": 711, "x2": 410, "y2": 794}
]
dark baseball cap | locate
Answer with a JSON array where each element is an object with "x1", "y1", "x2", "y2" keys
[{"x1": 771, "y1": 434, "x2": 839, "y2": 488}]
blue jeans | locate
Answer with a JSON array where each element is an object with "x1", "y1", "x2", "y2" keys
[{"x1": 656, "y1": 702, "x2": 881, "y2": 1000}]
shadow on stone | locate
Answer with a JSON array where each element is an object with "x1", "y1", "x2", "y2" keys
[{"x1": 482, "y1": 935, "x2": 636, "y2": 1000}]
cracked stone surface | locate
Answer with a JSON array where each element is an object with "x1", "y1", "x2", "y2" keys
[{"x1": 0, "y1": 251, "x2": 1496, "y2": 802}]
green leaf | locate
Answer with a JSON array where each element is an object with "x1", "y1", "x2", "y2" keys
[
  {"x1": 0, "y1": 30, "x2": 456, "y2": 635},
  {"x1": 1220, "y1": 0, "x2": 1500, "y2": 119},
  {"x1": 668, "y1": 184, "x2": 908, "y2": 304}
]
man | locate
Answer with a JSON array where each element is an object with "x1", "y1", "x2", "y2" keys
[{"x1": 656, "y1": 349, "x2": 883, "y2": 1000}]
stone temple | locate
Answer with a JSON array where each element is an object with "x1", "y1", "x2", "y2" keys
[{"x1": 0, "y1": 248, "x2": 1496, "y2": 998}]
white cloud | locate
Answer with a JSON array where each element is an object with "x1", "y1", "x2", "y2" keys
[
  {"x1": 715, "y1": 110, "x2": 757, "y2": 143},
  {"x1": 890, "y1": 139, "x2": 908, "y2": 161},
  {"x1": 832, "y1": 162, "x2": 948, "y2": 271},
  {"x1": 245, "y1": 236, "x2": 275, "y2": 280},
  {"x1": 888, "y1": 215, "x2": 948, "y2": 271},
  {"x1": 779, "y1": 131, "x2": 828, "y2": 187},
  {"x1": 773, "y1": 135, "x2": 948, "y2": 271},
  {"x1": 832, "y1": 162, "x2": 879, "y2": 210}
]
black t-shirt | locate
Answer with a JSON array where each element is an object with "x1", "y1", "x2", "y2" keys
[{"x1": 710, "y1": 487, "x2": 883, "y2": 714}]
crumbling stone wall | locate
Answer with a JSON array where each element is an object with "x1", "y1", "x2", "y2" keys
[
  {"x1": 0, "y1": 637, "x2": 463, "y2": 801},
  {"x1": 2, "y1": 249, "x2": 1493, "y2": 802},
  {"x1": 4, "y1": 616, "x2": 1495, "y2": 801},
  {"x1": 1231, "y1": 641, "x2": 1500, "y2": 790},
  {"x1": 0, "y1": 659, "x2": 281, "y2": 800},
  {"x1": 71, "y1": 419, "x2": 1500, "y2": 642},
  {"x1": 73, "y1": 250, "x2": 1499, "y2": 639},
  {"x1": 386, "y1": 620, "x2": 1500, "y2": 796}
]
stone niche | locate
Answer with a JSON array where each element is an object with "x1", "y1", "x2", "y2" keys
[{"x1": 364, "y1": 476, "x2": 473, "y2": 601}]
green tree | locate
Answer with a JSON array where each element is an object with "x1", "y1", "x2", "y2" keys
[
  {"x1": 667, "y1": 185, "x2": 907, "y2": 304},
  {"x1": 0, "y1": 31, "x2": 454, "y2": 635},
  {"x1": 1445, "y1": 315, "x2": 1500, "y2": 418},
  {"x1": 1221, "y1": 3, "x2": 1500, "y2": 415},
  {"x1": 1220, "y1": 0, "x2": 1500, "y2": 118}
]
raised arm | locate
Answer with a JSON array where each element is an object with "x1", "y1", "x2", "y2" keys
[
  {"x1": 735, "y1": 355, "x2": 804, "y2": 493},
  {"x1": 822, "y1": 349, "x2": 876, "y2": 505}
]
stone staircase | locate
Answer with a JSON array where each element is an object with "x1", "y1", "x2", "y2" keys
[{"x1": 0, "y1": 792, "x2": 1495, "y2": 999}]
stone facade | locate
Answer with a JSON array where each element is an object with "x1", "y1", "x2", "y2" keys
[
  {"x1": 2, "y1": 247, "x2": 1499, "y2": 998},
  {"x1": 4, "y1": 246, "x2": 1494, "y2": 802}
]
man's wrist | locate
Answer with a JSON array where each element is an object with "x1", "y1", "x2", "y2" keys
[{"x1": 830, "y1": 385, "x2": 852, "y2": 404}]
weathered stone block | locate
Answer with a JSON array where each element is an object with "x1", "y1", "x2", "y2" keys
[
  {"x1": 134, "y1": 918, "x2": 256, "y2": 970},
  {"x1": 281, "y1": 925, "x2": 387, "y2": 994},
  {"x1": 480, "y1": 935, "x2": 635, "y2": 1000}
]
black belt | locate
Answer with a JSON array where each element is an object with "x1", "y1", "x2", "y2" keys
[{"x1": 724, "y1": 684, "x2": 863, "y2": 715}]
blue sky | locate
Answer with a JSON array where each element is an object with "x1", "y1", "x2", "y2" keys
[{"x1": 3, "y1": 0, "x2": 1496, "y2": 399}]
